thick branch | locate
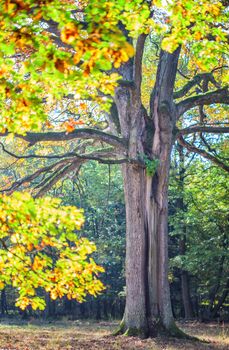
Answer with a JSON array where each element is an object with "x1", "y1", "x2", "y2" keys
[
  {"x1": 134, "y1": 34, "x2": 147, "y2": 96},
  {"x1": 0, "y1": 142, "x2": 80, "y2": 160},
  {"x1": 0, "y1": 129, "x2": 127, "y2": 150},
  {"x1": 179, "y1": 125, "x2": 229, "y2": 135},
  {"x1": 177, "y1": 135, "x2": 229, "y2": 172},
  {"x1": 150, "y1": 46, "x2": 181, "y2": 115},
  {"x1": 174, "y1": 72, "x2": 222, "y2": 99},
  {"x1": 177, "y1": 87, "x2": 229, "y2": 116},
  {"x1": 173, "y1": 74, "x2": 205, "y2": 99}
]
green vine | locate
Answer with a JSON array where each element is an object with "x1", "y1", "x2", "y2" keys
[{"x1": 141, "y1": 154, "x2": 160, "y2": 177}]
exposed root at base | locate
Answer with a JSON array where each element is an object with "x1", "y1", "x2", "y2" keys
[
  {"x1": 164, "y1": 322, "x2": 199, "y2": 341},
  {"x1": 113, "y1": 319, "x2": 201, "y2": 341},
  {"x1": 113, "y1": 320, "x2": 148, "y2": 338},
  {"x1": 112, "y1": 320, "x2": 125, "y2": 336},
  {"x1": 123, "y1": 327, "x2": 148, "y2": 338}
]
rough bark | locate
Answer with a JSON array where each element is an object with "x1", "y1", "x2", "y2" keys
[
  {"x1": 115, "y1": 77, "x2": 149, "y2": 336},
  {"x1": 114, "y1": 48, "x2": 186, "y2": 337},
  {"x1": 119, "y1": 123, "x2": 185, "y2": 337},
  {"x1": 122, "y1": 163, "x2": 148, "y2": 337}
]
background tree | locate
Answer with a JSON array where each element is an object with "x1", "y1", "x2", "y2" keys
[
  {"x1": 53, "y1": 162, "x2": 126, "y2": 320},
  {"x1": 169, "y1": 143, "x2": 194, "y2": 320},
  {"x1": 0, "y1": 0, "x2": 228, "y2": 337},
  {"x1": 170, "y1": 157, "x2": 229, "y2": 321}
]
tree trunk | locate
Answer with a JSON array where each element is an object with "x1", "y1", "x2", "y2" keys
[
  {"x1": 179, "y1": 236, "x2": 193, "y2": 319},
  {"x1": 114, "y1": 48, "x2": 186, "y2": 338},
  {"x1": 1, "y1": 288, "x2": 8, "y2": 316},
  {"x1": 180, "y1": 269, "x2": 194, "y2": 319},
  {"x1": 96, "y1": 300, "x2": 101, "y2": 320},
  {"x1": 120, "y1": 136, "x2": 178, "y2": 337},
  {"x1": 121, "y1": 163, "x2": 148, "y2": 336},
  {"x1": 177, "y1": 144, "x2": 194, "y2": 319},
  {"x1": 116, "y1": 102, "x2": 179, "y2": 336}
]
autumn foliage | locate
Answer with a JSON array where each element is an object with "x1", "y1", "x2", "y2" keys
[{"x1": 0, "y1": 193, "x2": 104, "y2": 310}]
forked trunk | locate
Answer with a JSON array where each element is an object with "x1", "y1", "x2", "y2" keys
[
  {"x1": 114, "y1": 48, "x2": 183, "y2": 337},
  {"x1": 120, "y1": 128, "x2": 177, "y2": 337}
]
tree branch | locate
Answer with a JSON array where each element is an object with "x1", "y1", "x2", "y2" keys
[
  {"x1": 150, "y1": 46, "x2": 181, "y2": 115},
  {"x1": 34, "y1": 151, "x2": 132, "y2": 198},
  {"x1": 134, "y1": 33, "x2": 147, "y2": 96},
  {"x1": 177, "y1": 135, "x2": 229, "y2": 172},
  {"x1": 0, "y1": 144, "x2": 139, "y2": 196},
  {"x1": 0, "y1": 129, "x2": 128, "y2": 150},
  {"x1": 34, "y1": 160, "x2": 83, "y2": 198},
  {"x1": 0, "y1": 142, "x2": 121, "y2": 161},
  {"x1": 0, "y1": 159, "x2": 73, "y2": 193},
  {"x1": 0, "y1": 142, "x2": 129, "y2": 164},
  {"x1": 177, "y1": 87, "x2": 229, "y2": 116},
  {"x1": 178, "y1": 125, "x2": 229, "y2": 135},
  {"x1": 0, "y1": 142, "x2": 79, "y2": 160},
  {"x1": 173, "y1": 73, "x2": 206, "y2": 99}
]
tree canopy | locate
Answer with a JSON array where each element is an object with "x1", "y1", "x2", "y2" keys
[{"x1": 0, "y1": 0, "x2": 228, "y2": 133}]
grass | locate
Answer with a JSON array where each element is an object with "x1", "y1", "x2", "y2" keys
[{"x1": 0, "y1": 319, "x2": 228, "y2": 350}]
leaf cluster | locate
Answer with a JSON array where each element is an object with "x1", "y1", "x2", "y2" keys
[{"x1": 0, "y1": 192, "x2": 104, "y2": 310}]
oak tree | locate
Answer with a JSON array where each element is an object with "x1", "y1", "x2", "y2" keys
[{"x1": 0, "y1": 0, "x2": 228, "y2": 337}]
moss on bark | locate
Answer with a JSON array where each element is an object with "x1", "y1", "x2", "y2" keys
[
  {"x1": 114, "y1": 318, "x2": 199, "y2": 341},
  {"x1": 112, "y1": 319, "x2": 125, "y2": 336},
  {"x1": 113, "y1": 319, "x2": 148, "y2": 338},
  {"x1": 124, "y1": 327, "x2": 148, "y2": 338},
  {"x1": 164, "y1": 322, "x2": 192, "y2": 338},
  {"x1": 149, "y1": 320, "x2": 199, "y2": 341}
]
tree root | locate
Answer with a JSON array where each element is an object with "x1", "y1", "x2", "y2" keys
[
  {"x1": 112, "y1": 319, "x2": 125, "y2": 336},
  {"x1": 163, "y1": 321, "x2": 198, "y2": 340},
  {"x1": 113, "y1": 319, "x2": 148, "y2": 338},
  {"x1": 123, "y1": 327, "x2": 148, "y2": 338},
  {"x1": 113, "y1": 319, "x2": 200, "y2": 341}
]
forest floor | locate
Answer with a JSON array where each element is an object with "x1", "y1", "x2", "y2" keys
[{"x1": 0, "y1": 319, "x2": 228, "y2": 350}]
